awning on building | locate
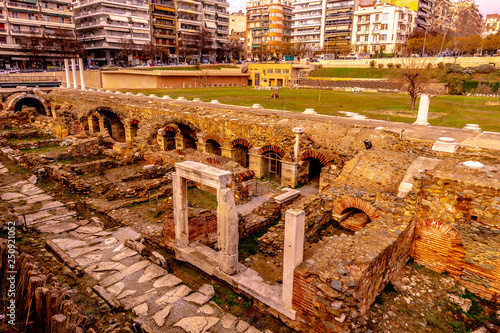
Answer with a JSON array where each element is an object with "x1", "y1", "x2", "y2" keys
[
  {"x1": 132, "y1": 29, "x2": 148, "y2": 33},
  {"x1": 205, "y1": 21, "x2": 217, "y2": 29},
  {"x1": 108, "y1": 15, "x2": 129, "y2": 22},
  {"x1": 132, "y1": 17, "x2": 149, "y2": 24},
  {"x1": 20, "y1": 0, "x2": 37, "y2": 4},
  {"x1": 154, "y1": 5, "x2": 175, "y2": 12}
]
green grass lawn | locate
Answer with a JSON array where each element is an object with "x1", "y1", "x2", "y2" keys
[{"x1": 123, "y1": 87, "x2": 500, "y2": 132}]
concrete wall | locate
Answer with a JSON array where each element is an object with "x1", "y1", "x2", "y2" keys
[{"x1": 320, "y1": 56, "x2": 500, "y2": 68}]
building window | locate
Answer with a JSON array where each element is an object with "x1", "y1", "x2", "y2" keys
[
  {"x1": 365, "y1": 26, "x2": 369, "y2": 32},
  {"x1": 262, "y1": 69, "x2": 265, "y2": 73},
  {"x1": 381, "y1": 24, "x2": 388, "y2": 30},
  {"x1": 357, "y1": 26, "x2": 361, "y2": 32},
  {"x1": 380, "y1": 35, "x2": 387, "y2": 41},
  {"x1": 267, "y1": 69, "x2": 273, "y2": 73},
  {"x1": 283, "y1": 69, "x2": 289, "y2": 74},
  {"x1": 356, "y1": 36, "x2": 360, "y2": 42},
  {"x1": 375, "y1": 14, "x2": 379, "y2": 21},
  {"x1": 11, "y1": 12, "x2": 18, "y2": 18},
  {"x1": 28, "y1": 13, "x2": 34, "y2": 20},
  {"x1": 275, "y1": 69, "x2": 281, "y2": 73},
  {"x1": 59, "y1": 17, "x2": 64, "y2": 23},
  {"x1": 364, "y1": 36, "x2": 368, "y2": 42}
]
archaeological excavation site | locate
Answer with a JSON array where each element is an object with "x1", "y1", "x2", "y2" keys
[{"x1": 0, "y1": 87, "x2": 499, "y2": 333}]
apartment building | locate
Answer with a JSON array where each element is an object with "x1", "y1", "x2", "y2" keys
[
  {"x1": 246, "y1": 0, "x2": 293, "y2": 59},
  {"x1": 150, "y1": 0, "x2": 177, "y2": 58},
  {"x1": 73, "y1": 0, "x2": 150, "y2": 66},
  {"x1": 485, "y1": 14, "x2": 500, "y2": 36},
  {"x1": 352, "y1": 3, "x2": 416, "y2": 55},
  {"x1": 291, "y1": 0, "x2": 324, "y2": 51},
  {"x1": 0, "y1": 0, "x2": 74, "y2": 68},
  {"x1": 324, "y1": 0, "x2": 373, "y2": 54},
  {"x1": 176, "y1": 0, "x2": 229, "y2": 62},
  {"x1": 383, "y1": 0, "x2": 435, "y2": 29}
]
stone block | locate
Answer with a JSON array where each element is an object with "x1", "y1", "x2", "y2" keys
[{"x1": 432, "y1": 137, "x2": 458, "y2": 153}]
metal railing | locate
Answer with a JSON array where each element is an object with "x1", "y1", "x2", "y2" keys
[{"x1": 0, "y1": 75, "x2": 62, "y2": 87}]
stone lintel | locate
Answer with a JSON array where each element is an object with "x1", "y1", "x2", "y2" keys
[{"x1": 175, "y1": 161, "x2": 232, "y2": 189}]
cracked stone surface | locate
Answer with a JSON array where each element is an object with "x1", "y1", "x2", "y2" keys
[
  {"x1": 152, "y1": 304, "x2": 173, "y2": 327},
  {"x1": 174, "y1": 316, "x2": 219, "y2": 333}
]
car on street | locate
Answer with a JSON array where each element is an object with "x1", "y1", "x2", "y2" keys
[{"x1": 101, "y1": 64, "x2": 119, "y2": 71}]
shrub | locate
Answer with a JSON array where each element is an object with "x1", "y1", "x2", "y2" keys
[
  {"x1": 437, "y1": 62, "x2": 445, "y2": 69},
  {"x1": 445, "y1": 64, "x2": 463, "y2": 73},
  {"x1": 395, "y1": 63, "x2": 401, "y2": 69},
  {"x1": 426, "y1": 63, "x2": 433, "y2": 69},
  {"x1": 387, "y1": 63, "x2": 394, "y2": 68},
  {"x1": 378, "y1": 63, "x2": 384, "y2": 68},
  {"x1": 463, "y1": 68, "x2": 474, "y2": 76},
  {"x1": 446, "y1": 75, "x2": 465, "y2": 95},
  {"x1": 474, "y1": 64, "x2": 495, "y2": 74},
  {"x1": 370, "y1": 60, "x2": 377, "y2": 68}
]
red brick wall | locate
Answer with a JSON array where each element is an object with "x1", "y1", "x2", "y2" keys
[{"x1": 163, "y1": 210, "x2": 218, "y2": 248}]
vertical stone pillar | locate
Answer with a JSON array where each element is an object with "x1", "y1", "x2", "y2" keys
[
  {"x1": 292, "y1": 127, "x2": 304, "y2": 162},
  {"x1": 281, "y1": 161, "x2": 299, "y2": 188},
  {"x1": 220, "y1": 147, "x2": 235, "y2": 159},
  {"x1": 173, "y1": 173, "x2": 189, "y2": 248},
  {"x1": 71, "y1": 58, "x2": 78, "y2": 89},
  {"x1": 88, "y1": 117, "x2": 95, "y2": 133},
  {"x1": 248, "y1": 147, "x2": 264, "y2": 178},
  {"x1": 125, "y1": 125, "x2": 132, "y2": 142},
  {"x1": 196, "y1": 133, "x2": 206, "y2": 153},
  {"x1": 217, "y1": 187, "x2": 239, "y2": 275},
  {"x1": 64, "y1": 59, "x2": 71, "y2": 88},
  {"x1": 414, "y1": 94, "x2": 430, "y2": 126},
  {"x1": 78, "y1": 58, "x2": 86, "y2": 90},
  {"x1": 282, "y1": 209, "x2": 305, "y2": 307},
  {"x1": 175, "y1": 133, "x2": 185, "y2": 150}
]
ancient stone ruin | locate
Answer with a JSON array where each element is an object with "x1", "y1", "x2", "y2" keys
[{"x1": 0, "y1": 88, "x2": 498, "y2": 332}]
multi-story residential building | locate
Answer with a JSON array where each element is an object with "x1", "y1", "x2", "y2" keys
[
  {"x1": 229, "y1": 10, "x2": 246, "y2": 36},
  {"x1": 449, "y1": 0, "x2": 482, "y2": 36},
  {"x1": 246, "y1": 0, "x2": 293, "y2": 59},
  {"x1": 0, "y1": 0, "x2": 74, "y2": 68},
  {"x1": 150, "y1": 0, "x2": 177, "y2": 59},
  {"x1": 176, "y1": 0, "x2": 229, "y2": 62},
  {"x1": 384, "y1": 0, "x2": 436, "y2": 29},
  {"x1": 352, "y1": 3, "x2": 416, "y2": 55},
  {"x1": 292, "y1": 0, "x2": 323, "y2": 51},
  {"x1": 324, "y1": 0, "x2": 374, "y2": 55},
  {"x1": 485, "y1": 14, "x2": 500, "y2": 36},
  {"x1": 73, "y1": 0, "x2": 150, "y2": 66},
  {"x1": 203, "y1": 0, "x2": 229, "y2": 58}
]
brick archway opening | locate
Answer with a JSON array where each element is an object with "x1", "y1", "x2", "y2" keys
[{"x1": 334, "y1": 197, "x2": 380, "y2": 231}]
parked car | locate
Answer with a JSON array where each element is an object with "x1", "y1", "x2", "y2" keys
[
  {"x1": 7, "y1": 67, "x2": 20, "y2": 74},
  {"x1": 101, "y1": 64, "x2": 118, "y2": 71},
  {"x1": 87, "y1": 65, "x2": 101, "y2": 70}
]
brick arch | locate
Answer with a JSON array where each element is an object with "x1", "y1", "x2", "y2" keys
[
  {"x1": 259, "y1": 144, "x2": 287, "y2": 158},
  {"x1": 299, "y1": 149, "x2": 335, "y2": 166},
  {"x1": 334, "y1": 197, "x2": 380, "y2": 222},
  {"x1": 230, "y1": 138, "x2": 253, "y2": 149},
  {"x1": 203, "y1": 133, "x2": 223, "y2": 145},
  {"x1": 413, "y1": 219, "x2": 465, "y2": 276},
  {"x1": 6, "y1": 93, "x2": 48, "y2": 115},
  {"x1": 85, "y1": 106, "x2": 128, "y2": 122},
  {"x1": 206, "y1": 158, "x2": 222, "y2": 165},
  {"x1": 159, "y1": 124, "x2": 180, "y2": 135}
]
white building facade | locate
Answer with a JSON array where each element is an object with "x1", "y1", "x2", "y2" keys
[
  {"x1": 291, "y1": 0, "x2": 324, "y2": 51},
  {"x1": 73, "y1": 0, "x2": 150, "y2": 66},
  {"x1": 352, "y1": 4, "x2": 416, "y2": 56}
]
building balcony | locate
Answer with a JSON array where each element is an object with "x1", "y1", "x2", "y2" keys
[{"x1": 292, "y1": 30, "x2": 320, "y2": 36}]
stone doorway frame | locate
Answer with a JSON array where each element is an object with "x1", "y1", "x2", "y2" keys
[{"x1": 173, "y1": 161, "x2": 239, "y2": 275}]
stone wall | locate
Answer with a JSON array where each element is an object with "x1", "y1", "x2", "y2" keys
[{"x1": 414, "y1": 171, "x2": 500, "y2": 300}]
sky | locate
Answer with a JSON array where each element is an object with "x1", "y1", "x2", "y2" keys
[{"x1": 228, "y1": 0, "x2": 500, "y2": 16}]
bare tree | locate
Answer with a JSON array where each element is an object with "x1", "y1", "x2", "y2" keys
[
  {"x1": 396, "y1": 57, "x2": 432, "y2": 110},
  {"x1": 194, "y1": 69, "x2": 213, "y2": 95},
  {"x1": 52, "y1": 29, "x2": 85, "y2": 63},
  {"x1": 118, "y1": 38, "x2": 137, "y2": 65},
  {"x1": 226, "y1": 39, "x2": 243, "y2": 61},
  {"x1": 141, "y1": 42, "x2": 161, "y2": 64},
  {"x1": 198, "y1": 29, "x2": 215, "y2": 62},
  {"x1": 18, "y1": 31, "x2": 43, "y2": 68},
  {"x1": 293, "y1": 41, "x2": 312, "y2": 60}
]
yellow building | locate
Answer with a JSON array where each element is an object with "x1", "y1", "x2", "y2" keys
[{"x1": 248, "y1": 62, "x2": 307, "y2": 87}]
